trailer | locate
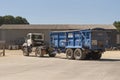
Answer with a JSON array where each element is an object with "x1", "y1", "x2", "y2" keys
[{"x1": 50, "y1": 29, "x2": 108, "y2": 60}]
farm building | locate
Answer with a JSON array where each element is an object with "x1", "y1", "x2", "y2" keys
[{"x1": 0, "y1": 24, "x2": 119, "y2": 49}]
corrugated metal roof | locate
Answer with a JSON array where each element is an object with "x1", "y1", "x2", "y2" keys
[{"x1": 0, "y1": 24, "x2": 116, "y2": 30}]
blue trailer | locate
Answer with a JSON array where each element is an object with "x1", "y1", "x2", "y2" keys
[{"x1": 50, "y1": 29, "x2": 108, "y2": 60}]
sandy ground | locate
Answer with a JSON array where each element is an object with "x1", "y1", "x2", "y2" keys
[
  {"x1": 0, "y1": 50, "x2": 120, "y2": 80},
  {"x1": 1, "y1": 50, "x2": 120, "y2": 59}
]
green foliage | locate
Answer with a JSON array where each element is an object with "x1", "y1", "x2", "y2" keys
[
  {"x1": 3, "y1": 15, "x2": 16, "y2": 24},
  {"x1": 15, "y1": 16, "x2": 29, "y2": 24},
  {"x1": 0, "y1": 16, "x2": 3, "y2": 26},
  {"x1": 113, "y1": 21, "x2": 120, "y2": 31},
  {"x1": 0, "y1": 15, "x2": 29, "y2": 26}
]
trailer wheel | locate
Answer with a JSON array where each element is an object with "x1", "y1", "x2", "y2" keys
[
  {"x1": 74, "y1": 49, "x2": 86, "y2": 60},
  {"x1": 66, "y1": 48, "x2": 74, "y2": 59},
  {"x1": 49, "y1": 53, "x2": 56, "y2": 57},
  {"x1": 91, "y1": 52, "x2": 102, "y2": 60},
  {"x1": 23, "y1": 47, "x2": 29, "y2": 56}
]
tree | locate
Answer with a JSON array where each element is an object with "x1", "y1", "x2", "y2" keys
[
  {"x1": 22, "y1": 18, "x2": 29, "y2": 24},
  {"x1": 3, "y1": 15, "x2": 16, "y2": 24},
  {"x1": 0, "y1": 16, "x2": 3, "y2": 26},
  {"x1": 113, "y1": 21, "x2": 120, "y2": 31},
  {"x1": 15, "y1": 16, "x2": 29, "y2": 24},
  {"x1": 0, "y1": 15, "x2": 29, "y2": 26}
]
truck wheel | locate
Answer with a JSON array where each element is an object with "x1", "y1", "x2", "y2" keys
[
  {"x1": 91, "y1": 52, "x2": 102, "y2": 60},
  {"x1": 74, "y1": 49, "x2": 86, "y2": 60},
  {"x1": 66, "y1": 48, "x2": 74, "y2": 59},
  {"x1": 49, "y1": 53, "x2": 56, "y2": 57},
  {"x1": 23, "y1": 47, "x2": 29, "y2": 56},
  {"x1": 35, "y1": 48, "x2": 43, "y2": 57}
]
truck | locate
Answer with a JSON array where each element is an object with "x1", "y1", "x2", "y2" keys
[
  {"x1": 50, "y1": 29, "x2": 108, "y2": 60},
  {"x1": 22, "y1": 29, "x2": 108, "y2": 60},
  {"x1": 22, "y1": 33, "x2": 56, "y2": 57}
]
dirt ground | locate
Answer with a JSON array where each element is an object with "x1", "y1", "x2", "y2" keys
[
  {"x1": 2, "y1": 50, "x2": 120, "y2": 59},
  {"x1": 0, "y1": 50, "x2": 120, "y2": 80}
]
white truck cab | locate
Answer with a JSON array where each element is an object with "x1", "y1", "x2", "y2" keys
[{"x1": 23, "y1": 33, "x2": 44, "y2": 47}]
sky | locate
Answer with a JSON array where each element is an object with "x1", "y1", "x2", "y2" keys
[{"x1": 0, "y1": 0, "x2": 120, "y2": 24}]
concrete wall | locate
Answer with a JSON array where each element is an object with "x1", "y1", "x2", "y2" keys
[{"x1": 1, "y1": 29, "x2": 52, "y2": 45}]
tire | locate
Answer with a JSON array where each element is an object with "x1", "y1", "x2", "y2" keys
[
  {"x1": 23, "y1": 47, "x2": 29, "y2": 56},
  {"x1": 66, "y1": 48, "x2": 74, "y2": 59},
  {"x1": 91, "y1": 52, "x2": 102, "y2": 60},
  {"x1": 47, "y1": 47, "x2": 56, "y2": 57},
  {"x1": 35, "y1": 48, "x2": 44, "y2": 57},
  {"x1": 74, "y1": 49, "x2": 86, "y2": 60},
  {"x1": 49, "y1": 53, "x2": 56, "y2": 57}
]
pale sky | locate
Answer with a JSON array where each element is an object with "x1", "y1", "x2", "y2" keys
[{"x1": 0, "y1": 0, "x2": 120, "y2": 24}]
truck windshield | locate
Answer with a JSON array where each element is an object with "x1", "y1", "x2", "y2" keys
[{"x1": 32, "y1": 35, "x2": 42, "y2": 40}]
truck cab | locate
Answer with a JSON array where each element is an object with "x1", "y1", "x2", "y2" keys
[
  {"x1": 25, "y1": 33, "x2": 44, "y2": 47},
  {"x1": 22, "y1": 33, "x2": 45, "y2": 56}
]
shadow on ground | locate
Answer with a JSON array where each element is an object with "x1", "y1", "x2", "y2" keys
[
  {"x1": 54, "y1": 57, "x2": 120, "y2": 62},
  {"x1": 25, "y1": 54, "x2": 120, "y2": 62},
  {"x1": 98, "y1": 58, "x2": 120, "y2": 62}
]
